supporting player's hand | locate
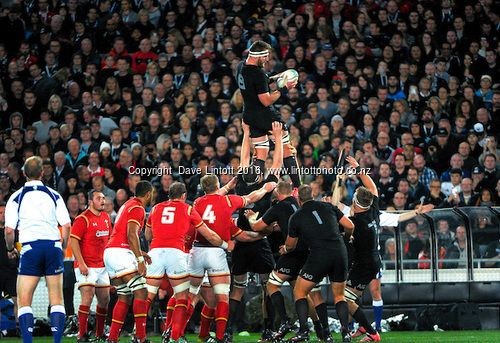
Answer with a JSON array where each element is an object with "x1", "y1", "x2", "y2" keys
[
  {"x1": 285, "y1": 79, "x2": 298, "y2": 90},
  {"x1": 141, "y1": 251, "x2": 152, "y2": 265},
  {"x1": 244, "y1": 209, "x2": 256, "y2": 219},
  {"x1": 7, "y1": 249, "x2": 19, "y2": 260},
  {"x1": 346, "y1": 155, "x2": 359, "y2": 169},
  {"x1": 227, "y1": 240, "x2": 235, "y2": 253},
  {"x1": 263, "y1": 182, "x2": 277, "y2": 192},
  {"x1": 137, "y1": 261, "x2": 146, "y2": 277},
  {"x1": 225, "y1": 176, "x2": 238, "y2": 191},
  {"x1": 279, "y1": 245, "x2": 288, "y2": 255},
  {"x1": 271, "y1": 121, "x2": 283, "y2": 136},
  {"x1": 79, "y1": 263, "x2": 89, "y2": 276}
]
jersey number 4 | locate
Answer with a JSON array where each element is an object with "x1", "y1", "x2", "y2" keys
[
  {"x1": 161, "y1": 207, "x2": 176, "y2": 224},
  {"x1": 202, "y1": 205, "x2": 216, "y2": 224}
]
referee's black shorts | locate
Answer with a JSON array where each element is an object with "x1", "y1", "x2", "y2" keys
[
  {"x1": 346, "y1": 260, "x2": 381, "y2": 292},
  {"x1": 299, "y1": 242, "x2": 348, "y2": 284},
  {"x1": 231, "y1": 239, "x2": 275, "y2": 275},
  {"x1": 243, "y1": 110, "x2": 287, "y2": 138},
  {"x1": 275, "y1": 250, "x2": 309, "y2": 280}
]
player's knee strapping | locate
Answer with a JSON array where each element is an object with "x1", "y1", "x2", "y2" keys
[
  {"x1": 233, "y1": 278, "x2": 248, "y2": 289},
  {"x1": 189, "y1": 283, "x2": 202, "y2": 295},
  {"x1": 146, "y1": 284, "x2": 159, "y2": 295},
  {"x1": 212, "y1": 283, "x2": 230, "y2": 295},
  {"x1": 127, "y1": 275, "x2": 147, "y2": 292},
  {"x1": 282, "y1": 132, "x2": 290, "y2": 145},
  {"x1": 253, "y1": 138, "x2": 269, "y2": 149},
  {"x1": 268, "y1": 271, "x2": 284, "y2": 287},
  {"x1": 116, "y1": 283, "x2": 132, "y2": 296},
  {"x1": 344, "y1": 287, "x2": 359, "y2": 303},
  {"x1": 172, "y1": 281, "x2": 190, "y2": 294}
]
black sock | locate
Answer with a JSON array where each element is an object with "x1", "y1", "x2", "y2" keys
[
  {"x1": 227, "y1": 299, "x2": 241, "y2": 333},
  {"x1": 315, "y1": 303, "x2": 329, "y2": 334},
  {"x1": 313, "y1": 320, "x2": 324, "y2": 339},
  {"x1": 295, "y1": 298, "x2": 309, "y2": 333},
  {"x1": 283, "y1": 156, "x2": 301, "y2": 187},
  {"x1": 352, "y1": 307, "x2": 376, "y2": 334},
  {"x1": 270, "y1": 292, "x2": 289, "y2": 324},
  {"x1": 335, "y1": 301, "x2": 350, "y2": 335},
  {"x1": 264, "y1": 295, "x2": 275, "y2": 330}
]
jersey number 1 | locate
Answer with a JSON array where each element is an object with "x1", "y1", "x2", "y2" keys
[{"x1": 202, "y1": 205, "x2": 216, "y2": 224}]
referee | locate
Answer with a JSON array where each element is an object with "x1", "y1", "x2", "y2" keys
[
  {"x1": 281, "y1": 184, "x2": 354, "y2": 343},
  {"x1": 4, "y1": 156, "x2": 71, "y2": 343}
]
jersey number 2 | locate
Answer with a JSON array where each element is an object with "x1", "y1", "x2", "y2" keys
[
  {"x1": 202, "y1": 205, "x2": 216, "y2": 224},
  {"x1": 161, "y1": 207, "x2": 176, "y2": 224}
]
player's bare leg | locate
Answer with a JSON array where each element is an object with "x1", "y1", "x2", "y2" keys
[
  {"x1": 94, "y1": 286, "x2": 110, "y2": 340},
  {"x1": 227, "y1": 273, "x2": 247, "y2": 340},
  {"x1": 331, "y1": 282, "x2": 351, "y2": 342},
  {"x1": 289, "y1": 277, "x2": 318, "y2": 342},
  {"x1": 208, "y1": 275, "x2": 231, "y2": 342},
  {"x1": 45, "y1": 274, "x2": 65, "y2": 343},
  {"x1": 267, "y1": 271, "x2": 293, "y2": 339},
  {"x1": 108, "y1": 272, "x2": 148, "y2": 343},
  {"x1": 309, "y1": 287, "x2": 331, "y2": 341},
  {"x1": 267, "y1": 131, "x2": 301, "y2": 188},
  {"x1": 344, "y1": 286, "x2": 380, "y2": 342},
  {"x1": 77, "y1": 285, "x2": 96, "y2": 341},
  {"x1": 17, "y1": 275, "x2": 40, "y2": 343},
  {"x1": 369, "y1": 278, "x2": 383, "y2": 332},
  {"x1": 198, "y1": 284, "x2": 217, "y2": 341}
]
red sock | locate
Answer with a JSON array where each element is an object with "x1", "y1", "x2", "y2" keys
[
  {"x1": 108, "y1": 300, "x2": 129, "y2": 341},
  {"x1": 95, "y1": 305, "x2": 107, "y2": 338},
  {"x1": 181, "y1": 303, "x2": 195, "y2": 334},
  {"x1": 215, "y1": 301, "x2": 229, "y2": 340},
  {"x1": 199, "y1": 305, "x2": 215, "y2": 339},
  {"x1": 165, "y1": 297, "x2": 176, "y2": 329},
  {"x1": 133, "y1": 299, "x2": 148, "y2": 340},
  {"x1": 78, "y1": 305, "x2": 90, "y2": 338},
  {"x1": 171, "y1": 299, "x2": 188, "y2": 340}
]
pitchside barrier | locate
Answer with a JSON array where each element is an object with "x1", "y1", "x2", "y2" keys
[{"x1": 30, "y1": 207, "x2": 500, "y2": 328}]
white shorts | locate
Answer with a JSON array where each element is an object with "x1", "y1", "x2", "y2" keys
[
  {"x1": 188, "y1": 246, "x2": 229, "y2": 278},
  {"x1": 103, "y1": 248, "x2": 137, "y2": 279},
  {"x1": 146, "y1": 248, "x2": 189, "y2": 280},
  {"x1": 75, "y1": 267, "x2": 110, "y2": 288}
]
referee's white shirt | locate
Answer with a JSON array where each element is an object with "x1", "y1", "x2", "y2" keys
[{"x1": 5, "y1": 180, "x2": 71, "y2": 244}]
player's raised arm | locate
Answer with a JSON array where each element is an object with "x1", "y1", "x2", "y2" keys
[
  {"x1": 243, "y1": 181, "x2": 277, "y2": 204},
  {"x1": 346, "y1": 155, "x2": 378, "y2": 197},
  {"x1": 270, "y1": 121, "x2": 283, "y2": 176}
]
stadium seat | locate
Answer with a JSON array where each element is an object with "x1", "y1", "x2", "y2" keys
[
  {"x1": 434, "y1": 282, "x2": 469, "y2": 303},
  {"x1": 469, "y1": 282, "x2": 500, "y2": 303},
  {"x1": 398, "y1": 283, "x2": 434, "y2": 304}
]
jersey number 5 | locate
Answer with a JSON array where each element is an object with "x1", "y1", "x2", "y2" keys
[
  {"x1": 161, "y1": 207, "x2": 176, "y2": 224},
  {"x1": 202, "y1": 205, "x2": 216, "y2": 224}
]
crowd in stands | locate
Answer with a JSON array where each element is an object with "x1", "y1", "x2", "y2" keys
[{"x1": 0, "y1": 0, "x2": 499, "y2": 281}]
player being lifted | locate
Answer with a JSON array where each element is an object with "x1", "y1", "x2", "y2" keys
[
  {"x1": 144, "y1": 182, "x2": 227, "y2": 342},
  {"x1": 236, "y1": 40, "x2": 300, "y2": 187},
  {"x1": 103, "y1": 181, "x2": 155, "y2": 343},
  {"x1": 70, "y1": 190, "x2": 111, "y2": 342}
]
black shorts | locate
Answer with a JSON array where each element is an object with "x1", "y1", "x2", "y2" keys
[
  {"x1": 300, "y1": 243, "x2": 348, "y2": 284},
  {"x1": 346, "y1": 261, "x2": 380, "y2": 292},
  {"x1": 231, "y1": 239, "x2": 275, "y2": 275},
  {"x1": 243, "y1": 110, "x2": 286, "y2": 138},
  {"x1": 275, "y1": 250, "x2": 309, "y2": 280},
  {"x1": 0, "y1": 268, "x2": 17, "y2": 297}
]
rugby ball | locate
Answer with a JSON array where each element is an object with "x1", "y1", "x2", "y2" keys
[{"x1": 277, "y1": 69, "x2": 299, "y2": 88}]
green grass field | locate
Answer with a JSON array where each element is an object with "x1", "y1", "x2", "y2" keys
[{"x1": 2, "y1": 331, "x2": 500, "y2": 342}]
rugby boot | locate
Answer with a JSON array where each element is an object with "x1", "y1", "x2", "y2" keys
[
  {"x1": 351, "y1": 327, "x2": 366, "y2": 339},
  {"x1": 287, "y1": 331, "x2": 309, "y2": 342},
  {"x1": 359, "y1": 332, "x2": 381, "y2": 342},
  {"x1": 273, "y1": 320, "x2": 295, "y2": 340},
  {"x1": 76, "y1": 334, "x2": 92, "y2": 342},
  {"x1": 341, "y1": 332, "x2": 352, "y2": 343},
  {"x1": 162, "y1": 327, "x2": 172, "y2": 343},
  {"x1": 259, "y1": 329, "x2": 275, "y2": 342}
]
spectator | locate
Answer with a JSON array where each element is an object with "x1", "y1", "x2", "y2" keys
[{"x1": 444, "y1": 226, "x2": 468, "y2": 268}]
